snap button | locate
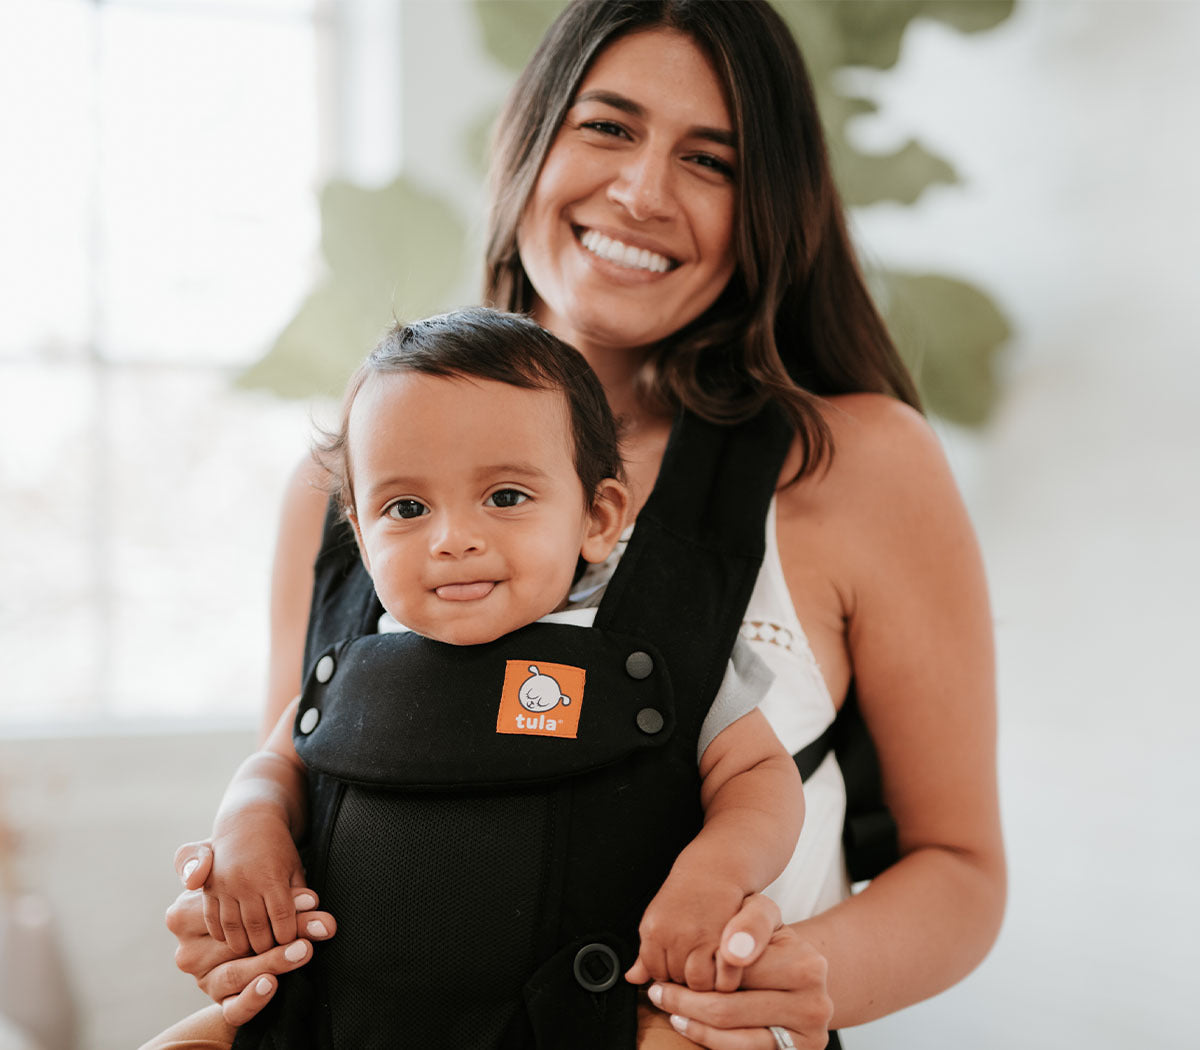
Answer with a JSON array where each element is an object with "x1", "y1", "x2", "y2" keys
[
  {"x1": 315, "y1": 654, "x2": 335, "y2": 683},
  {"x1": 625, "y1": 651, "x2": 653, "y2": 679},
  {"x1": 573, "y1": 942, "x2": 620, "y2": 993},
  {"x1": 298, "y1": 707, "x2": 320, "y2": 735},
  {"x1": 636, "y1": 708, "x2": 664, "y2": 735}
]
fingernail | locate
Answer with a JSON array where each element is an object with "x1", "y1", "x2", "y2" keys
[
  {"x1": 293, "y1": 892, "x2": 316, "y2": 910},
  {"x1": 647, "y1": 983, "x2": 663, "y2": 1007},
  {"x1": 182, "y1": 859, "x2": 199, "y2": 880},
  {"x1": 306, "y1": 920, "x2": 328, "y2": 938},
  {"x1": 284, "y1": 941, "x2": 308, "y2": 962},
  {"x1": 727, "y1": 931, "x2": 756, "y2": 959},
  {"x1": 255, "y1": 977, "x2": 273, "y2": 996},
  {"x1": 669, "y1": 1015, "x2": 688, "y2": 1034}
]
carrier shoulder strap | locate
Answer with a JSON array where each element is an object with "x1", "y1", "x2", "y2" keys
[{"x1": 593, "y1": 406, "x2": 791, "y2": 738}]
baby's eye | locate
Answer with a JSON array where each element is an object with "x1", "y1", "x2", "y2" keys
[
  {"x1": 486, "y1": 489, "x2": 529, "y2": 509},
  {"x1": 385, "y1": 499, "x2": 428, "y2": 520}
]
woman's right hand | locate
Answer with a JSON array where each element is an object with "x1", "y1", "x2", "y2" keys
[
  {"x1": 642, "y1": 894, "x2": 834, "y2": 1049},
  {"x1": 168, "y1": 840, "x2": 337, "y2": 1025}
]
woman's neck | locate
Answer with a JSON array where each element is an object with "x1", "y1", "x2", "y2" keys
[
  {"x1": 534, "y1": 307, "x2": 674, "y2": 516},
  {"x1": 567, "y1": 348, "x2": 673, "y2": 515}
]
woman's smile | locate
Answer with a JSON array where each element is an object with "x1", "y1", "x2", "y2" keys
[{"x1": 576, "y1": 227, "x2": 676, "y2": 273}]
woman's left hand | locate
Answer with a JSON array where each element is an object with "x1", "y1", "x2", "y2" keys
[{"x1": 643, "y1": 894, "x2": 834, "y2": 1048}]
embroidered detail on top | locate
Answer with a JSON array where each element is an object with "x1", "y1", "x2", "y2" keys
[{"x1": 739, "y1": 620, "x2": 798, "y2": 655}]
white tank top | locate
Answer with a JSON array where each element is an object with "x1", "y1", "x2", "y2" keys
[
  {"x1": 575, "y1": 498, "x2": 851, "y2": 921},
  {"x1": 743, "y1": 499, "x2": 850, "y2": 920}
]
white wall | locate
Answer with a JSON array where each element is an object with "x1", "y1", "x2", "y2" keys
[{"x1": 849, "y1": 2, "x2": 1199, "y2": 1047}]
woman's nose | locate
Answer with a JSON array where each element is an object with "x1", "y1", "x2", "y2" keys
[{"x1": 607, "y1": 149, "x2": 676, "y2": 222}]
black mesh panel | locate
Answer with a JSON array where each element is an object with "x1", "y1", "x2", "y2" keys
[{"x1": 321, "y1": 784, "x2": 552, "y2": 1049}]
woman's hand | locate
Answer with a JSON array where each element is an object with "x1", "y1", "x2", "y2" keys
[
  {"x1": 643, "y1": 894, "x2": 833, "y2": 1049},
  {"x1": 168, "y1": 840, "x2": 337, "y2": 1025}
]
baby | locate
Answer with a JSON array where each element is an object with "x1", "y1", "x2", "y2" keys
[{"x1": 189, "y1": 308, "x2": 803, "y2": 1048}]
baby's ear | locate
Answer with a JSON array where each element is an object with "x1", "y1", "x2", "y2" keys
[{"x1": 580, "y1": 478, "x2": 629, "y2": 564}]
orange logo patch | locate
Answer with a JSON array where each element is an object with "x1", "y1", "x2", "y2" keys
[{"x1": 495, "y1": 660, "x2": 585, "y2": 739}]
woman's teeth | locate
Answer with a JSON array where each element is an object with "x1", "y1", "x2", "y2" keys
[{"x1": 579, "y1": 229, "x2": 672, "y2": 273}]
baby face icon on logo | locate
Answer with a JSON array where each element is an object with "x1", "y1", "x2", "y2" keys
[
  {"x1": 519, "y1": 666, "x2": 572, "y2": 712},
  {"x1": 497, "y1": 659, "x2": 585, "y2": 738}
]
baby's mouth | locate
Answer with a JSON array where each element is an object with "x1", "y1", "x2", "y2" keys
[
  {"x1": 434, "y1": 581, "x2": 495, "y2": 601},
  {"x1": 577, "y1": 228, "x2": 676, "y2": 273}
]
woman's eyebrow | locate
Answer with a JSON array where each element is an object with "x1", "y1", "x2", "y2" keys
[{"x1": 573, "y1": 89, "x2": 737, "y2": 149}]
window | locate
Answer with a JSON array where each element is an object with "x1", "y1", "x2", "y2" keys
[{"x1": 1, "y1": 0, "x2": 331, "y2": 729}]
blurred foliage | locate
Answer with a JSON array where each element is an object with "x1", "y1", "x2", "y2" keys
[
  {"x1": 242, "y1": 0, "x2": 1015, "y2": 426},
  {"x1": 877, "y1": 271, "x2": 1012, "y2": 425},
  {"x1": 237, "y1": 176, "x2": 465, "y2": 398}
]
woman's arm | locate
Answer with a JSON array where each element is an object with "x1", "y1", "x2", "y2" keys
[
  {"x1": 648, "y1": 394, "x2": 1005, "y2": 1044},
  {"x1": 262, "y1": 455, "x2": 331, "y2": 742},
  {"x1": 796, "y1": 394, "x2": 1005, "y2": 1025}
]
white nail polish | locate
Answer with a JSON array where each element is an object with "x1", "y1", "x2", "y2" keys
[
  {"x1": 306, "y1": 920, "x2": 328, "y2": 938},
  {"x1": 648, "y1": 984, "x2": 663, "y2": 1007},
  {"x1": 669, "y1": 1015, "x2": 688, "y2": 1034},
  {"x1": 284, "y1": 941, "x2": 308, "y2": 962},
  {"x1": 727, "y1": 930, "x2": 756, "y2": 959},
  {"x1": 182, "y1": 859, "x2": 199, "y2": 880},
  {"x1": 255, "y1": 977, "x2": 272, "y2": 996},
  {"x1": 293, "y1": 893, "x2": 316, "y2": 910}
]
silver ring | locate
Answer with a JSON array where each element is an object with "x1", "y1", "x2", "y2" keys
[{"x1": 769, "y1": 1026, "x2": 797, "y2": 1050}]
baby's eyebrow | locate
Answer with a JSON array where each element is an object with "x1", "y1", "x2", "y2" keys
[
  {"x1": 362, "y1": 472, "x2": 422, "y2": 494},
  {"x1": 478, "y1": 463, "x2": 551, "y2": 483}
]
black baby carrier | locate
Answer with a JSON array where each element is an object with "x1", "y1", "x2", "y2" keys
[{"x1": 232, "y1": 407, "x2": 891, "y2": 1050}]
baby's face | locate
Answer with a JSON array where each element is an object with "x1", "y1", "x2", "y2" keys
[{"x1": 348, "y1": 371, "x2": 615, "y2": 646}]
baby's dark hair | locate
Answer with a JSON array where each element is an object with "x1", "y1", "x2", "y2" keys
[{"x1": 316, "y1": 307, "x2": 625, "y2": 517}]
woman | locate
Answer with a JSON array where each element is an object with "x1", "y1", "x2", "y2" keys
[{"x1": 164, "y1": 2, "x2": 1004, "y2": 1046}]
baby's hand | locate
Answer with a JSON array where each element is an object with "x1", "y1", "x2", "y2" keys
[
  {"x1": 624, "y1": 869, "x2": 752, "y2": 992},
  {"x1": 204, "y1": 806, "x2": 307, "y2": 957}
]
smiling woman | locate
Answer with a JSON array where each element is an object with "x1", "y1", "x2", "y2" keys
[
  {"x1": 158, "y1": 4, "x2": 1003, "y2": 1049},
  {"x1": 517, "y1": 29, "x2": 738, "y2": 363}
]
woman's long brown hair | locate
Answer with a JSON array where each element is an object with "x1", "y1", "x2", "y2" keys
[{"x1": 484, "y1": 0, "x2": 922, "y2": 478}]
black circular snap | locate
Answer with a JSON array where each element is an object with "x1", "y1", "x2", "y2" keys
[
  {"x1": 625, "y1": 651, "x2": 654, "y2": 679},
  {"x1": 573, "y1": 942, "x2": 620, "y2": 993},
  {"x1": 636, "y1": 707, "x2": 665, "y2": 735}
]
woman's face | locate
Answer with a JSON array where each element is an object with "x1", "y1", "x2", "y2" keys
[{"x1": 518, "y1": 28, "x2": 737, "y2": 364}]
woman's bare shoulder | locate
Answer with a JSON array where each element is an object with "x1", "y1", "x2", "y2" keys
[
  {"x1": 774, "y1": 393, "x2": 976, "y2": 623},
  {"x1": 778, "y1": 393, "x2": 951, "y2": 512},
  {"x1": 823, "y1": 392, "x2": 943, "y2": 474}
]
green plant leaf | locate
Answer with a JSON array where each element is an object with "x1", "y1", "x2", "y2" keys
[
  {"x1": 236, "y1": 175, "x2": 466, "y2": 399},
  {"x1": 472, "y1": 0, "x2": 566, "y2": 72},
  {"x1": 839, "y1": 139, "x2": 959, "y2": 207},
  {"x1": 877, "y1": 271, "x2": 1013, "y2": 426}
]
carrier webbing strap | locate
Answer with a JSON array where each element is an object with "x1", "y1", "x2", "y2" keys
[{"x1": 791, "y1": 684, "x2": 899, "y2": 883}]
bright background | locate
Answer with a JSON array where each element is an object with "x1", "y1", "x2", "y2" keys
[{"x1": 0, "y1": 2, "x2": 1196, "y2": 1048}]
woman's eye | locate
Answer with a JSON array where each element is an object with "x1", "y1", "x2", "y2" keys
[
  {"x1": 486, "y1": 489, "x2": 529, "y2": 509},
  {"x1": 385, "y1": 499, "x2": 428, "y2": 520},
  {"x1": 580, "y1": 119, "x2": 628, "y2": 139},
  {"x1": 690, "y1": 153, "x2": 735, "y2": 179}
]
